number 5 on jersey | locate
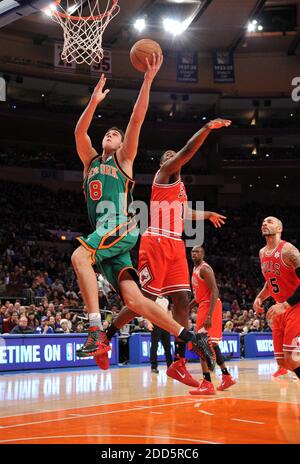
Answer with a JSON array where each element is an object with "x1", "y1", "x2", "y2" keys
[
  {"x1": 270, "y1": 277, "x2": 280, "y2": 294},
  {"x1": 89, "y1": 180, "x2": 102, "y2": 201}
]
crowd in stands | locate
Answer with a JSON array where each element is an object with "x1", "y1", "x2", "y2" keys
[{"x1": 0, "y1": 145, "x2": 208, "y2": 174}]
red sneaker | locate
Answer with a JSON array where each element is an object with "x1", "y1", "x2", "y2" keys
[
  {"x1": 216, "y1": 374, "x2": 236, "y2": 391},
  {"x1": 95, "y1": 332, "x2": 111, "y2": 370},
  {"x1": 167, "y1": 358, "x2": 199, "y2": 388},
  {"x1": 273, "y1": 367, "x2": 288, "y2": 377},
  {"x1": 189, "y1": 379, "x2": 215, "y2": 395},
  {"x1": 76, "y1": 327, "x2": 110, "y2": 357},
  {"x1": 94, "y1": 348, "x2": 110, "y2": 370}
]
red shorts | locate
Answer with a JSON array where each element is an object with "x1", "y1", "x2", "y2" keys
[
  {"x1": 195, "y1": 299, "x2": 223, "y2": 345},
  {"x1": 272, "y1": 303, "x2": 300, "y2": 360},
  {"x1": 138, "y1": 234, "x2": 190, "y2": 296}
]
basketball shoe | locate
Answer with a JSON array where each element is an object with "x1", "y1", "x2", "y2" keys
[
  {"x1": 167, "y1": 358, "x2": 199, "y2": 387},
  {"x1": 188, "y1": 333, "x2": 216, "y2": 371},
  {"x1": 76, "y1": 327, "x2": 111, "y2": 358},
  {"x1": 189, "y1": 379, "x2": 216, "y2": 395},
  {"x1": 272, "y1": 367, "x2": 288, "y2": 377},
  {"x1": 217, "y1": 374, "x2": 236, "y2": 391}
]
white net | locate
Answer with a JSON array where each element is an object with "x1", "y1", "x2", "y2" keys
[{"x1": 45, "y1": 0, "x2": 120, "y2": 65}]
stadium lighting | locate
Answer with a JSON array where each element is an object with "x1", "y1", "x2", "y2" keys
[
  {"x1": 134, "y1": 18, "x2": 146, "y2": 32},
  {"x1": 247, "y1": 19, "x2": 263, "y2": 33},
  {"x1": 247, "y1": 21, "x2": 256, "y2": 32},
  {"x1": 43, "y1": 3, "x2": 57, "y2": 16},
  {"x1": 163, "y1": 18, "x2": 188, "y2": 36}
]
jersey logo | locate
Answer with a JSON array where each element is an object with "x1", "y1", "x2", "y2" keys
[
  {"x1": 261, "y1": 261, "x2": 281, "y2": 276},
  {"x1": 88, "y1": 166, "x2": 99, "y2": 181},
  {"x1": 139, "y1": 265, "x2": 153, "y2": 287},
  {"x1": 274, "y1": 252, "x2": 280, "y2": 259}
]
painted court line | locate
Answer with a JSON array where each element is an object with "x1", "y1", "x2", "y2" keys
[
  {"x1": 0, "y1": 399, "x2": 205, "y2": 429},
  {"x1": 0, "y1": 394, "x2": 199, "y2": 419},
  {"x1": 232, "y1": 418, "x2": 265, "y2": 425},
  {"x1": 198, "y1": 410, "x2": 214, "y2": 416},
  {"x1": 0, "y1": 434, "x2": 222, "y2": 444}
]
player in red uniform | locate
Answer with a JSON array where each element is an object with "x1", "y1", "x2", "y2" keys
[
  {"x1": 103, "y1": 118, "x2": 231, "y2": 385},
  {"x1": 254, "y1": 216, "x2": 300, "y2": 380},
  {"x1": 188, "y1": 245, "x2": 236, "y2": 394}
]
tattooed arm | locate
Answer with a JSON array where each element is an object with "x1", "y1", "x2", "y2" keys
[{"x1": 282, "y1": 242, "x2": 300, "y2": 269}]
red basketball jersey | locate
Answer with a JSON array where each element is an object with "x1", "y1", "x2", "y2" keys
[
  {"x1": 260, "y1": 240, "x2": 298, "y2": 303},
  {"x1": 192, "y1": 262, "x2": 212, "y2": 304},
  {"x1": 147, "y1": 170, "x2": 187, "y2": 238}
]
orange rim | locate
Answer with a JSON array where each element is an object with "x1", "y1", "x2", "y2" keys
[{"x1": 52, "y1": 0, "x2": 119, "y2": 21}]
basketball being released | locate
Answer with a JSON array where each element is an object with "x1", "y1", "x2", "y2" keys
[{"x1": 130, "y1": 39, "x2": 162, "y2": 72}]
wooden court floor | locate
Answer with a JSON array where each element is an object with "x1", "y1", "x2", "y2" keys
[{"x1": 0, "y1": 359, "x2": 299, "y2": 444}]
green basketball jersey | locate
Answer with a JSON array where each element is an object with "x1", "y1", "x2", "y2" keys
[{"x1": 83, "y1": 153, "x2": 135, "y2": 230}]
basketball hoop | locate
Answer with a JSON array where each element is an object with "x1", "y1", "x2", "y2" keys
[{"x1": 43, "y1": 0, "x2": 120, "y2": 65}]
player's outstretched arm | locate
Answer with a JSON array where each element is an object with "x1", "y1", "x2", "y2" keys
[
  {"x1": 185, "y1": 209, "x2": 227, "y2": 228},
  {"x1": 75, "y1": 73, "x2": 110, "y2": 168},
  {"x1": 118, "y1": 53, "x2": 163, "y2": 167},
  {"x1": 160, "y1": 118, "x2": 231, "y2": 176}
]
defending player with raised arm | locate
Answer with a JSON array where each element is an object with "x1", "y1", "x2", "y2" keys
[
  {"x1": 103, "y1": 118, "x2": 231, "y2": 385},
  {"x1": 253, "y1": 216, "x2": 300, "y2": 380},
  {"x1": 72, "y1": 55, "x2": 201, "y2": 367}
]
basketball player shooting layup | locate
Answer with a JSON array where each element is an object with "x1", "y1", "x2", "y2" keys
[
  {"x1": 104, "y1": 118, "x2": 231, "y2": 385},
  {"x1": 72, "y1": 55, "x2": 201, "y2": 364},
  {"x1": 254, "y1": 216, "x2": 300, "y2": 381}
]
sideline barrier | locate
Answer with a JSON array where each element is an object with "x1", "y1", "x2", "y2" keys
[
  {"x1": 244, "y1": 332, "x2": 274, "y2": 358},
  {"x1": 0, "y1": 334, "x2": 118, "y2": 372},
  {"x1": 129, "y1": 332, "x2": 241, "y2": 364},
  {"x1": 0, "y1": 332, "x2": 274, "y2": 371}
]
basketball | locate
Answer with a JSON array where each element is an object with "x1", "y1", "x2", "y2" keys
[{"x1": 130, "y1": 39, "x2": 162, "y2": 72}]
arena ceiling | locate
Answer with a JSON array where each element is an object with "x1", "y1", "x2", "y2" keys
[
  {"x1": 0, "y1": 0, "x2": 299, "y2": 55},
  {"x1": 0, "y1": 0, "x2": 299, "y2": 120}
]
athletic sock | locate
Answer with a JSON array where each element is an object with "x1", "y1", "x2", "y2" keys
[
  {"x1": 174, "y1": 341, "x2": 186, "y2": 360},
  {"x1": 177, "y1": 327, "x2": 194, "y2": 342},
  {"x1": 89, "y1": 312, "x2": 102, "y2": 329},
  {"x1": 106, "y1": 323, "x2": 118, "y2": 340},
  {"x1": 203, "y1": 372, "x2": 211, "y2": 382},
  {"x1": 221, "y1": 368, "x2": 230, "y2": 376},
  {"x1": 293, "y1": 366, "x2": 300, "y2": 379}
]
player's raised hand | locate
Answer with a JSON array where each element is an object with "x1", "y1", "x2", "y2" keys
[
  {"x1": 206, "y1": 119, "x2": 232, "y2": 130},
  {"x1": 91, "y1": 73, "x2": 110, "y2": 104},
  {"x1": 208, "y1": 212, "x2": 227, "y2": 228},
  {"x1": 144, "y1": 53, "x2": 163, "y2": 81}
]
